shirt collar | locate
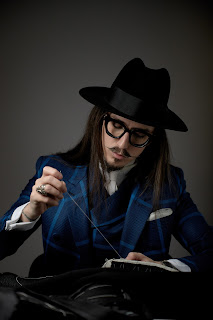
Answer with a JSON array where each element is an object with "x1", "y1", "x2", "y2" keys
[{"x1": 99, "y1": 160, "x2": 136, "y2": 191}]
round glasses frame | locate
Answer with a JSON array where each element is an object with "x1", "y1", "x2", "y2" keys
[{"x1": 103, "y1": 114, "x2": 155, "y2": 148}]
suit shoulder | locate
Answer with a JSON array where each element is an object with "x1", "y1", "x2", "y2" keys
[
  {"x1": 169, "y1": 164, "x2": 184, "y2": 179},
  {"x1": 35, "y1": 155, "x2": 87, "y2": 179},
  {"x1": 169, "y1": 164, "x2": 186, "y2": 196}
]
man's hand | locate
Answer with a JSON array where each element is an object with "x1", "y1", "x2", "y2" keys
[
  {"x1": 126, "y1": 252, "x2": 162, "y2": 265},
  {"x1": 21, "y1": 166, "x2": 67, "y2": 222}
]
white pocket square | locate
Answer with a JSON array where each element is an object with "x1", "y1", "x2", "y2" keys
[{"x1": 147, "y1": 208, "x2": 173, "y2": 221}]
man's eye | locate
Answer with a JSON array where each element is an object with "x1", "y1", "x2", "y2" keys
[
  {"x1": 134, "y1": 131, "x2": 146, "y2": 138},
  {"x1": 113, "y1": 122, "x2": 123, "y2": 129}
]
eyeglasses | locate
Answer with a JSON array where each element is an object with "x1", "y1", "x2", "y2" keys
[{"x1": 103, "y1": 115, "x2": 155, "y2": 148}]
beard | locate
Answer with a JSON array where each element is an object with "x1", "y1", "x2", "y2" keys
[{"x1": 104, "y1": 160, "x2": 124, "y2": 172}]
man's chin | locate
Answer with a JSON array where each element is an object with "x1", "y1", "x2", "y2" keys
[{"x1": 104, "y1": 159, "x2": 125, "y2": 172}]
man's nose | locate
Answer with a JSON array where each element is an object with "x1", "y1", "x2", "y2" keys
[{"x1": 117, "y1": 132, "x2": 130, "y2": 149}]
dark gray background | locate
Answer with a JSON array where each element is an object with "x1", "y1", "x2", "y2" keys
[{"x1": 0, "y1": 0, "x2": 212, "y2": 276}]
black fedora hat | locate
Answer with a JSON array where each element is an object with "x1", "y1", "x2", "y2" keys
[{"x1": 79, "y1": 58, "x2": 188, "y2": 132}]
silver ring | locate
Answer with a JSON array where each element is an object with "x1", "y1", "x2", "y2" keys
[{"x1": 36, "y1": 184, "x2": 48, "y2": 196}]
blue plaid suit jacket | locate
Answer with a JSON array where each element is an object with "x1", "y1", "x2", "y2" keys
[{"x1": 0, "y1": 155, "x2": 213, "y2": 272}]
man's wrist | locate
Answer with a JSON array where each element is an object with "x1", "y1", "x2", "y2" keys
[{"x1": 21, "y1": 210, "x2": 38, "y2": 222}]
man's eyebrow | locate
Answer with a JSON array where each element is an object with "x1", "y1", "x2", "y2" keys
[
  {"x1": 110, "y1": 115, "x2": 153, "y2": 134},
  {"x1": 135, "y1": 127, "x2": 153, "y2": 134},
  {"x1": 111, "y1": 116, "x2": 153, "y2": 134}
]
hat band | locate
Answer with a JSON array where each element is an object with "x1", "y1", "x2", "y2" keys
[{"x1": 107, "y1": 86, "x2": 145, "y2": 117}]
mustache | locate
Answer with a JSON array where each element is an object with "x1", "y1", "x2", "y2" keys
[{"x1": 107, "y1": 147, "x2": 135, "y2": 158}]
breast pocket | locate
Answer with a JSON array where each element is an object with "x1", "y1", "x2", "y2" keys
[{"x1": 147, "y1": 208, "x2": 173, "y2": 221}]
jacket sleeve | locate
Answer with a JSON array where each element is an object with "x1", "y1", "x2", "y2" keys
[
  {"x1": 0, "y1": 156, "x2": 47, "y2": 260},
  {"x1": 173, "y1": 168, "x2": 213, "y2": 271}
]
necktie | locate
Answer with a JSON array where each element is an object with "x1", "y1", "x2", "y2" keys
[{"x1": 107, "y1": 171, "x2": 118, "y2": 195}]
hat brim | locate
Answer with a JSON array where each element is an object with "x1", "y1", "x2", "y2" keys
[{"x1": 79, "y1": 86, "x2": 188, "y2": 132}]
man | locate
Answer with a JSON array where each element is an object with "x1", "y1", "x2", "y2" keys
[{"x1": 0, "y1": 58, "x2": 212, "y2": 276}]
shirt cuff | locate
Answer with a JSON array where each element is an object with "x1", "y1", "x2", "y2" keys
[
  {"x1": 168, "y1": 259, "x2": 191, "y2": 272},
  {"x1": 5, "y1": 202, "x2": 40, "y2": 231}
]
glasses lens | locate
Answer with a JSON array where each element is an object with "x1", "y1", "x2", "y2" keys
[
  {"x1": 130, "y1": 131, "x2": 149, "y2": 146},
  {"x1": 105, "y1": 116, "x2": 151, "y2": 147},
  {"x1": 107, "y1": 119, "x2": 125, "y2": 138}
]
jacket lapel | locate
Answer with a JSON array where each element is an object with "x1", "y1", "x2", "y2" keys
[{"x1": 119, "y1": 183, "x2": 153, "y2": 258}]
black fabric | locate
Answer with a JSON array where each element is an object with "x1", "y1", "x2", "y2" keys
[{"x1": 0, "y1": 268, "x2": 212, "y2": 319}]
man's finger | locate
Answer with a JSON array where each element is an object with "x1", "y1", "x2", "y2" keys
[{"x1": 42, "y1": 166, "x2": 63, "y2": 180}]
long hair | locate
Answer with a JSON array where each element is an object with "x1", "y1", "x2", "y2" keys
[
  {"x1": 57, "y1": 106, "x2": 173, "y2": 210},
  {"x1": 136, "y1": 128, "x2": 172, "y2": 210}
]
